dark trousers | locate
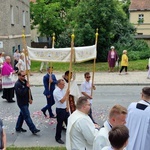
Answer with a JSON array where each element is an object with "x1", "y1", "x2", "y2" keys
[
  {"x1": 55, "y1": 108, "x2": 69, "y2": 140},
  {"x1": 120, "y1": 66, "x2": 127, "y2": 73},
  {"x1": 16, "y1": 104, "x2": 36, "y2": 132},
  {"x1": 41, "y1": 96, "x2": 54, "y2": 117},
  {"x1": 88, "y1": 108, "x2": 96, "y2": 124},
  {"x1": 2, "y1": 88, "x2": 14, "y2": 102}
]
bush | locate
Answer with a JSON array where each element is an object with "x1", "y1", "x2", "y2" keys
[
  {"x1": 128, "y1": 51, "x2": 140, "y2": 60},
  {"x1": 139, "y1": 49, "x2": 150, "y2": 59}
]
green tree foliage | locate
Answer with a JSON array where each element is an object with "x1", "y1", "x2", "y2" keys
[
  {"x1": 31, "y1": 0, "x2": 150, "y2": 61},
  {"x1": 62, "y1": 0, "x2": 135, "y2": 61}
]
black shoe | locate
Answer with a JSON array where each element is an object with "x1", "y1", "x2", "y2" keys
[
  {"x1": 16, "y1": 128, "x2": 27, "y2": 132},
  {"x1": 56, "y1": 139, "x2": 64, "y2": 144},
  {"x1": 8, "y1": 100, "x2": 15, "y2": 103},
  {"x1": 41, "y1": 109, "x2": 47, "y2": 117},
  {"x1": 62, "y1": 126, "x2": 66, "y2": 131},
  {"x1": 32, "y1": 129, "x2": 40, "y2": 134},
  {"x1": 1, "y1": 96, "x2": 5, "y2": 99},
  {"x1": 50, "y1": 115, "x2": 56, "y2": 118}
]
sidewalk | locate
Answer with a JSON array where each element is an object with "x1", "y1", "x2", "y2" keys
[{"x1": 29, "y1": 71, "x2": 150, "y2": 86}]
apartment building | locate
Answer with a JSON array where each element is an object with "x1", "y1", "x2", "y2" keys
[{"x1": 129, "y1": 0, "x2": 150, "y2": 45}]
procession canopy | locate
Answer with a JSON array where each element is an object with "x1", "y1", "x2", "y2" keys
[{"x1": 27, "y1": 45, "x2": 97, "y2": 63}]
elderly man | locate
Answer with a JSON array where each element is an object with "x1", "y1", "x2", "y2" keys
[
  {"x1": 126, "y1": 87, "x2": 150, "y2": 150},
  {"x1": 53, "y1": 79, "x2": 70, "y2": 144},
  {"x1": 93, "y1": 105, "x2": 127, "y2": 150},
  {"x1": 1, "y1": 56, "x2": 15, "y2": 102},
  {"x1": 66, "y1": 96, "x2": 98, "y2": 150}
]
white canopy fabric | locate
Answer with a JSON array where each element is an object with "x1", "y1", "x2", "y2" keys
[{"x1": 27, "y1": 44, "x2": 96, "y2": 63}]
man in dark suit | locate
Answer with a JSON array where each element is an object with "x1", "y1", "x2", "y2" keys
[{"x1": 41, "y1": 67, "x2": 57, "y2": 118}]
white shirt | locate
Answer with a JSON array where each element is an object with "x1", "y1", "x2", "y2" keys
[
  {"x1": 102, "y1": 146, "x2": 113, "y2": 150},
  {"x1": 93, "y1": 121, "x2": 111, "y2": 150},
  {"x1": 66, "y1": 110, "x2": 98, "y2": 150},
  {"x1": 81, "y1": 81, "x2": 92, "y2": 103},
  {"x1": 102, "y1": 146, "x2": 126, "y2": 150},
  {"x1": 16, "y1": 58, "x2": 25, "y2": 71},
  {"x1": 126, "y1": 100, "x2": 150, "y2": 150},
  {"x1": 53, "y1": 86, "x2": 66, "y2": 109},
  {"x1": 64, "y1": 79, "x2": 81, "y2": 99}
]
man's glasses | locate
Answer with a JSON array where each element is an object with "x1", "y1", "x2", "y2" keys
[
  {"x1": 21, "y1": 75, "x2": 26, "y2": 77},
  {"x1": 86, "y1": 76, "x2": 91, "y2": 78}
]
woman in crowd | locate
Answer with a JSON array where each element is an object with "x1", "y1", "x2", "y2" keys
[
  {"x1": 119, "y1": 50, "x2": 128, "y2": 75},
  {"x1": 107, "y1": 46, "x2": 118, "y2": 72},
  {"x1": 13, "y1": 49, "x2": 20, "y2": 73}
]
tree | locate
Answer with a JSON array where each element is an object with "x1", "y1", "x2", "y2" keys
[
  {"x1": 62, "y1": 0, "x2": 135, "y2": 61},
  {"x1": 30, "y1": 0, "x2": 71, "y2": 37}
]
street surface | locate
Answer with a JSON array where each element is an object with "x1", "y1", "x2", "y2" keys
[{"x1": 0, "y1": 85, "x2": 145, "y2": 147}]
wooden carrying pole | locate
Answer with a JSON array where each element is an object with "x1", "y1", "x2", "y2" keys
[
  {"x1": 91, "y1": 28, "x2": 98, "y2": 96},
  {"x1": 49, "y1": 33, "x2": 55, "y2": 90},
  {"x1": 67, "y1": 30, "x2": 75, "y2": 113},
  {"x1": 22, "y1": 30, "x2": 31, "y2": 100}
]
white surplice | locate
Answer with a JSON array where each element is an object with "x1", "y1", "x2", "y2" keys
[
  {"x1": 66, "y1": 110, "x2": 98, "y2": 150},
  {"x1": 126, "y1": 100, "x2": 150, "y2": 150},
  {"x1": 93, "y1": 121, "x2": 111, "y2": 150}
]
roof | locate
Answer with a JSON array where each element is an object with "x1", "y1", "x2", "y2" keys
[{"x1": 129, "y1": 0, "x2": 150, "y2": 11}]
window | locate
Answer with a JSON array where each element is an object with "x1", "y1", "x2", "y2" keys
[
  {"x1": 138, "y1": 14, "x2": 144, "y2": 24},
  {"x1": 26, "y1": 11, "x2": 29, "y2": 25},
  {"x1": 23, "y1": 10, "x2": 26, "y2": 27},
  {"x1": 16, "y1": 6, "x2": 19, "y2": 24},
  {"x1": 18, "y1": 45, "x2": 20, "y2": 51},
  {"x1": 12, "y1": 46, "x2": 15, "y2": 53},
  {"x1": 10, "y1": 5, "x2": 14, "y2": 25},
  {"x1": 137, "y1": 33, "x2": 143, "y2": 35}
]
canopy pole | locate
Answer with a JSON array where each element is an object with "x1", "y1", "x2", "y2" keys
[
  {"x1": 49, "y1": 33, "x2": 55, "y2": 90},
  {"x1": 67, "y1": 29, "x2": 75, "y2": 111},
  {"x1": 22, "y1": 29, "x2": 31, "y2": 100},
  {"x1": 91, "y1": 28, "x2": 98, "y2": 96},
  {"x1": 22, "y1": 29, "x2": 29, "y2": 82}
]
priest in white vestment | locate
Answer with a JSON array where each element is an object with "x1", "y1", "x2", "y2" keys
[
  {"x1": 126, "y1": 87, "x2": 150, "y2": 150},
  {"x1": 66, "y1": 96, "x2": 98, "y2": 150}
]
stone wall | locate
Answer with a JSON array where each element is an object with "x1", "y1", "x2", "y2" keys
[{"x1": 0, "y1": 0, "x2": 31, "y2": 57}]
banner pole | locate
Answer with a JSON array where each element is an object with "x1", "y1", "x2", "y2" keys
[{"x1": 91, "y1": 28, "x2": 98, "y2": 96}]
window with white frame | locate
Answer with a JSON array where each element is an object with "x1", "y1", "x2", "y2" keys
[
  {"x1": 23, "y1": 10, "x2": 26, "y2": 27},
  {"x1": 26, "y1": 11, "x2": 29, "y2": 25},
  {"x1": 138, "y1": 14, "x2": 144, "y2": 24},
  {"x1": 10, "y1": 5, "x2": 14, "y2": 25},
  {"x1": 16, "y1": 6, "x2": 19, "y2": 24}
]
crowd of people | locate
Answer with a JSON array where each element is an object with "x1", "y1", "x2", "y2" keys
[{"x1": 0, "y1": 47, "x2": 150, "y2": 150}]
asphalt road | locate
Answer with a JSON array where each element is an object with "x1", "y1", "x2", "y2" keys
[{"x1": 0, "y1": 85, "x2": 145, "y2": 147}]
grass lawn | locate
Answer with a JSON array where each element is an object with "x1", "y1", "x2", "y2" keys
[
  {"x1": 7, "y1": 147, "x2": 66, "y2": 150},
  {"x1": 31, "y1": 59, "x2": 148, "y2": 72}
]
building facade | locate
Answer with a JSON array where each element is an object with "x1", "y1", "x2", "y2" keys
[
  {"x1": 0, "y1": 0, "x2": 31, "y2": 56},
  {"x1": 129, "y1": 0, "x2": 150, "y2": 45}
]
